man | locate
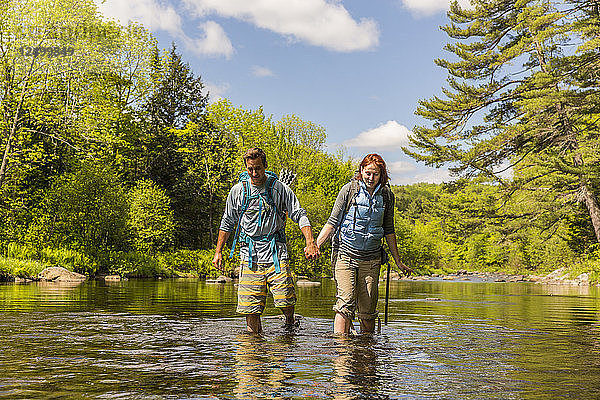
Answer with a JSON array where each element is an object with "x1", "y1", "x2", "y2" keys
[{"x1": 213, "y1": 147, "x2": 320, "y2": 333}]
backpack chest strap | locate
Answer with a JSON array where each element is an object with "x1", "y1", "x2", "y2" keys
[{"x1": 238, "y1": 230, "x2": 286, "y2": 273}]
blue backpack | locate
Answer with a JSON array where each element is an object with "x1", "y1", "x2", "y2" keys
[{"x1": 229, "y1": 170, "x2": 287, "y2": 272}]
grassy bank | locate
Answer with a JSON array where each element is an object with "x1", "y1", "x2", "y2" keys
[
  {"x1": 0, "y1": 257, "x2": 48, "y2": 280},
  {"x1": 3, "y1": 242, "x2": 600, "y2": 283},
  {"x1": 0, "y1": 242, "x2": 228, "y2": 280}
]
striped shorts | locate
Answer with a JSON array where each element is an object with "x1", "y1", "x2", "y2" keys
[{"x1": 236, "y1": 261, "x2": 296, "y2": 314}]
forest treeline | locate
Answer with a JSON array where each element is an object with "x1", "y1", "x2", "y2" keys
[{"x1": 1, "y1": 0, "x2": 599, "y2": 281}]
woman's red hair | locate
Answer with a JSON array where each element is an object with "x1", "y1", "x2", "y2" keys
[{"x1": 355, "y1": 153, "x2": 389, "y2": 186}]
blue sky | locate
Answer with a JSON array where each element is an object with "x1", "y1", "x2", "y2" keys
[{"x1": 94, "y1": 0, "x2": 471, "y2": 185}]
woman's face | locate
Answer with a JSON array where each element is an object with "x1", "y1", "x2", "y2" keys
[{"x1": 361, "y1": 163, "x2": 381, "y2": 191}]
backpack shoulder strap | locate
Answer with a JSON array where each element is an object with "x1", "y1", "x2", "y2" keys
[
  {"x1": 230, "y1": 175, "x2": 252, "y2": 260},
  {"x1": 238, "y1": 171, "x2": 252, "y2": 208},
  {"x1": 344, "y1": 179, "x2": 360, "y2": 215},
  {"x1": 264, "y1": 171, "x2": 287, "y2": 219},
  {"x1": 264, "y1": 171, "x2": 278, "y2": 204},
  {"x1": 381, "y1": 184, "x2": 393, "y2": 211}
]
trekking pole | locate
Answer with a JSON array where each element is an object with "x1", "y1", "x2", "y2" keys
[{"x1": 384, "y1": 261, "x2": 391, "y2": 325}]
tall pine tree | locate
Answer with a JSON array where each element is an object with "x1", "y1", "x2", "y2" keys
[{"x1": 407, "y1": 0, "x2": 600, "y2": 243}]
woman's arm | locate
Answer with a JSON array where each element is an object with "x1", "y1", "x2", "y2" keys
[
  {"x1": 316, "y1": 223, "x2": 336, "y2": 248},
  {"x1": 385, "y1": 233, "x2": 413, "y2": 276},
  {"x1": 316, "y1": 183, "x2": 352, "y2": 249}
]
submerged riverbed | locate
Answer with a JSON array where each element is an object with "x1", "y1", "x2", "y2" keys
[{"x1": 1, "y1": 278, "x2": 599, "y2": 399}]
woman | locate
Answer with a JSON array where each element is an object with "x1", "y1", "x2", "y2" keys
[{"x1": 316, "y1": 154, "x2": 412, "y2": 335}]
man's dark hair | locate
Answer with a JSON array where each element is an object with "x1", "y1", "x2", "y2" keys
[{"x1": 243, "y1": 147, "x2": 267, "y2": 167}]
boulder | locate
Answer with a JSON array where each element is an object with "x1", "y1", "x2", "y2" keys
[
  {"x1": 38, "y1": 267, "x2": 86, "y2": 282},
  {"x1": 545, "y1": 268, "x2": 568, "y2": 281},
  {"x1": 104, "y1": 275, "x2": 121, "y2": 281},
  {"x1": 296, "y1": 279, "x2": 321, "y2": 287},
  {"x1": 576, "y1": 273, "x2": 590, "y2": 285},
  {"x1": 206, "y1": 275, "x2": 233, "y2": 284},
  {"x1": 537, "y1": 268, "x2": 592, "y2": 286},
  {"x1": 380, "y1": 270, "x2": 402, "y2": 281}
]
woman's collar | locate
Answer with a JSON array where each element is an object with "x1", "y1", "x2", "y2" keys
[{"x1": 359, "y1": 180, "x2": 381, "y2": 194}]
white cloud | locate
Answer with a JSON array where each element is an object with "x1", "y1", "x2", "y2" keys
[
  {"x1": 388, "y1": 160, "x2": 416, "y2": 176},
  {"x1": 183, "y1": 0, "x2": 379, "y2": 52},
  {"x1": 95, "y1": 0, "x2": 234, "y2": 58},
  {"x1": 204, "y1": 81, "x2": 231, "y2": 103},
  {"x1": 492, "y1": 160, "x2": 514, "y2": 181},
  {"x1": 94, "y1": 0, "x2": 182, "y2": 35},
  {"x1": 399, "y1": 0, "x2": 471, "y2": 15},
  {"x1": 344, "y1": 120, "x2": 411, "y2": 149},
  {"x1": 185, "y1": 21, "x2": 234, "y2": 58},
  {"x1": 393, "y1": 167, "x2": 453, "y2": 185},
  {"x1": 252, "y1": 65, "x2": 275, "y2": 77}
]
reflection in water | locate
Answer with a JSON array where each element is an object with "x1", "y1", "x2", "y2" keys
[
  {"x1": 331, "y1": 336, "x2": 383, "y2": 400},
  {"x1": 233, "y1": 333, "x2": 295, "y2": 399},
  {"x1": 35, "y1": 280, "x2": 84, "y2": 291}
]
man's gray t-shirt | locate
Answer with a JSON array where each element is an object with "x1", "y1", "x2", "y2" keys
[{"x1": 220, "y1": 180, "x2": 310, "y2": 264}]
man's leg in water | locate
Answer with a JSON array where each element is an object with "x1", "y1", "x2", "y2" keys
[
  {"x1": 246, "y1": 314, "x2": 262, "y2": 333},
  {"x1": 281, "y1": 306, "x2": 295, "y2": 327},
  {"x1": 237, "y1": 263, "x2": 267, "y2": 332},
  {"x1": 268, "y1": 261, "x2": 297, "y2": 329}
]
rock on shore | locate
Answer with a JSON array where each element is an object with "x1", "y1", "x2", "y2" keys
[
  {"x1": 296, "y1": 279, "x2": 321, "y2": 287},
  {"x1": 391, "y1": 268, "x2": 593, "y2": 285},
  {"x1": 534, "y1": 268, "x2": 590, "y2": 286},
  {"x1": 38, "y1": 267, "x2": 86, "y2": 282},
  {"x1": 207, "y1": 275, "x2": 233, "y2": 283}
]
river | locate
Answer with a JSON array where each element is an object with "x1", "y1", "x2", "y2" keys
[{"x1": 1, "y1": 278, "x2": 599, "y2": 399}]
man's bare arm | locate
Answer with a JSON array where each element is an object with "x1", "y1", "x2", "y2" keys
[{"x1": 212, "y1": 230, "x2": 232, "y2": 272}]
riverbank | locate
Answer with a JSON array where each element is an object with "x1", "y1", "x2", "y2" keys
[
  {"x1": 390, "y1": 268, "x2": 595, "y2": 286},
  {"x1": 2, "y1": 256, "x2": 597, "y2": 288},
  {"x1": 0, "y1": 247, "x2": 220, "y2": 282}
]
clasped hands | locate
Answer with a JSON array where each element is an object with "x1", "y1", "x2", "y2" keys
[{"x1": 304, "y1": 241, "x2": 320, "y2": 260}]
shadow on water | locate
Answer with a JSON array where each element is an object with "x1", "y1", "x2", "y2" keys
[{"x1": 1, "y1": 279, "x2": 600, "y2": 398}]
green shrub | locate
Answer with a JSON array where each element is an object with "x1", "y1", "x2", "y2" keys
[
  {"x1": 5, "y1": 242, "x2": 39, "y2": 260},
  {"x1": 0, "y1": 256, "x2": 47, "y2": 279},
  {"x1": 127, "y1": 179, "x2": 175, "y2": 253},
  {"x1": 458, "y1": 231, "x2": 508, "y2": 271},
  {"x1": 26, "y1": 162, "x2": 129, "y2": 252},
  {"x1": 395, "y1": 217, "x2": 444, "y2": 274},
  {"x1": 97, "y1": 251, "x2": 170, "y2": 278},
  {"x1": 39, "y1": 247, "x2": 97, "y2": 275},
  {"x1": 158, "y1": 248, "x2": 225, "y2": 277},
  {"x1": 4, "y1": 242, "x2": 97, "y2": 275}
]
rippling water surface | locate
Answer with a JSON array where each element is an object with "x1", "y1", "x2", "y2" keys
[{"x1": 1, "y1": 278, "x2": 600, "y2": 399}]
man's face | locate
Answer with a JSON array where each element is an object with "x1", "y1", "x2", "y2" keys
[{"x1": 245, "y1": 158, "x2": 267, "y2": 186}]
